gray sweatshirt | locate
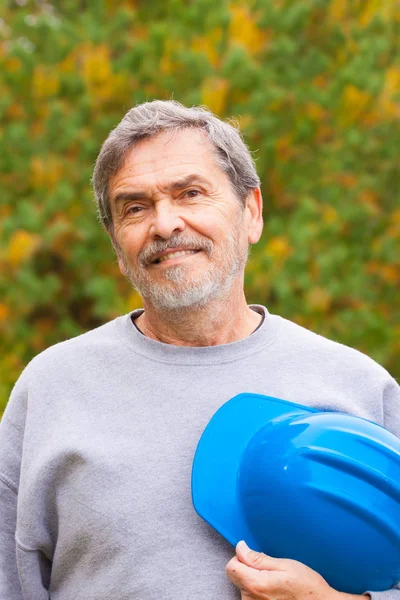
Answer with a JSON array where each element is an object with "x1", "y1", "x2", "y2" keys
[{"x1": 1, "y1": 305, "x2": 399, "y2": 600}]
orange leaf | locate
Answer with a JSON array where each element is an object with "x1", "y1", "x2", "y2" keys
[{"x1": 0, "y1": 304, "x2": 10, "y2": 323}]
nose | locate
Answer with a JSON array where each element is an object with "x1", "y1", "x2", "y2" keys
[{"x1": 149, "y1": 199, "x2": 186, "y2": 240}]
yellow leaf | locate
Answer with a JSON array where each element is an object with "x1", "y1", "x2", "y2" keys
[
  {"x1": 77, "y1": 44, "x2": 129, "y2": 104},
  {"x1": 379, "y1": 100, "x2": 400, "y2": 120},
  {"x1": 229, "y1": 5, "x2": 267, "y2": 55},
  {"x1": 59, "y1": 53, "x2": 75, "y2": 74},
  {"x1": 237, "y1": 114, "x2": 254, "y2": 130},
  {"x1": 265, "y1": 236, "x2": 292, "y2": 260},
  {"x1": 322, "y1": 206, "x2": 338, "y2": 225},
  {"x1": 7, "y1": 230, "x2": 41, "y2": 266},
  {"x1": 306, "y1": 287, "x2": 332, "y2": 313},
  {"x1": 343, "y1": 85, "x2": 371, "y2": 110},
  {"x1": 386, "y1": 211, "x2": 400, "y2": 238},
  {"x1": 392, "y1": 210, "x2": 400, "y2": 225},
  {"x1": 384, "y1": 67, "x2": 400, "y2": 95},
  {"x1": 339, "y1": 85, "x2": 372, "y2": 125},
  {"x1": 31, "y1": 156, "x2": 63, "y2": 189},
  {"x1": 191, "y1": 29, "x2": 222, "y2": 67},
  {"x1": 328, "y1": 0, "x2": 348, "y2": 22},
  {"x1": 32, "y1": 66, "x2": 60, "y2": 99},
  {"x1": 371, "y1": 238, "x2": 382, "y2": 252},
  {"x1": 127, "y1": 291, "x2": 143, "y2": 311},
  {"x1": 160, "y1": 38, "x2": 185, "y2": 75},
  {"x1": 81, "y1": 44, "x2": 112, "y2": 89},
  {"x1": 159, "y1": 54, "x2": 174, "y2": 76},
  {"x1": 379, "y1": 67, "x2": 400, "y2": 119},
  {"x1": 201, "y1": 78, "x2": 229, "y2": 115},
  {"x1": 359, "y1": 0, "x2": 395, "y2": 27}
]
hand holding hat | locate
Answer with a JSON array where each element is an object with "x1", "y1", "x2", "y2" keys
[
  {"x1": 192, "y1": 393, "x2": 400, "y2": 594},
  {"x1": 226, "y1": 541, "x2": 370, "y2": 600}
]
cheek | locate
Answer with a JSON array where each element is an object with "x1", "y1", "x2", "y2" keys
[
  {"x1": 114, "y1": 241, "x2": 139, "y2": 271},
  {"x1": 115, "y1": 226, "x2": 144, "y2": 255},
  {"x1": 190, "y1": 210, "x2": 230, "y2": 237}
]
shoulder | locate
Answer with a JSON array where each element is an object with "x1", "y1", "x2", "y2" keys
[
  {"x1": 273, "y1": 314, "x2": 394, "y2": 384},
  {"x1": 3, "y1": 315, "x2": 132, "y2": 425},
  {"x1": 271, "y1": 315, "x2": 400, "y2": 434},
  {"x1": 23, "y1": 315, "x2": 128, "y2": 382}
]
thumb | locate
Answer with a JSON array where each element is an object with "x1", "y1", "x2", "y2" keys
[{"x1": 236, "y1": 541, "x2": 281, "y2": 572}]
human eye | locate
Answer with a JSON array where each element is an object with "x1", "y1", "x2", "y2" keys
[
  {"x1": 183, "y1": 189, "x2": 202, "y2": 199},
  {"x1": 125, "y1": 205, "x2": 144, "y2": 216}
]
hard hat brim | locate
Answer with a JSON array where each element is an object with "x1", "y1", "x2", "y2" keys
[{"x1": 191, "y1": 393, "x2": 317, "y2": 551}]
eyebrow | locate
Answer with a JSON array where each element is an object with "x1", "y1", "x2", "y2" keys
[{"x1": 112, "y1": 174, "x2": 211, "y2": 207}]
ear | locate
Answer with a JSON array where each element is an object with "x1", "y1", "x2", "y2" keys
[{"x1": 245, "y1": 188, "x2": 263, "y2": 244}]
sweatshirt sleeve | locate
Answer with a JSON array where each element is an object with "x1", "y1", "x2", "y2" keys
[
  {"x1": 367, "y1": 590, "x2": 400, "y2": 600},
  {"x1": 0, "y1": 475, "x2": 23, "y2": 599},
  {"x1": 366, "y1": 375, "x2": 400, "y2": 600},
  {"x1": 382, "y1": 375, "x2": 400, "y2": 439},
  {"x1": 0, "y1": 373, "x2": 28, "y2": 599}
]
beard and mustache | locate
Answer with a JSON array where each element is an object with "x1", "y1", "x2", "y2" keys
[{"x1": 114, "y1": 217, "x2": 249, "y2": 312}]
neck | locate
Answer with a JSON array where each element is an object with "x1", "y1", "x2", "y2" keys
[{"x1": 135, "y1": 290, "x2": 262, "y2": 347}]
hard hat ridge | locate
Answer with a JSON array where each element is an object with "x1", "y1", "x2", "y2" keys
[{"x1": 192, "y1": 393, "x2": 400, "y2": 594}]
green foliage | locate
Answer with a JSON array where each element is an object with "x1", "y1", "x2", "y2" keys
[{"x1": 1, "y1": 0, "x2": 399, "y2": 412}]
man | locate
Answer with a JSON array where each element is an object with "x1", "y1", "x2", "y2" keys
[{"x1": 0, "y1": 100, "x2": 399, "y2": 600}]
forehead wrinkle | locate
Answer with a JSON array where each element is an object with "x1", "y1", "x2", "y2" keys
[
  {"x1": 116, "y1": 158, "x2": 209, "y2": 180},
  {"x1": 109, "y1": 129, "x2": 226, "y2": 205},
  {"x1": 111, "y1": 162, "x2": 217, "y2": 200},
  {"x1": 118, "y1": 129, "x2": 218, "y2": 177}
]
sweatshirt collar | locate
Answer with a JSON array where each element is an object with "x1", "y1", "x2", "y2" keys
[{"x1": 116, "y1": 305, "x2": 279, "y2": 365}]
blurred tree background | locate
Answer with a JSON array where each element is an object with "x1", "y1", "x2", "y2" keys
[{"x1": 0, "y1": 0, "x2": 399, "y2": 413}]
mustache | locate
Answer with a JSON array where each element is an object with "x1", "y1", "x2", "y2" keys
[{"x1": 139, "y1": 235, "x2": 214, "y2": 266}]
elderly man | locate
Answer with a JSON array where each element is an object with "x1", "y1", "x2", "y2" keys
[{"x1": 0, "y1": 100, "x2": 399, "y2": 600}]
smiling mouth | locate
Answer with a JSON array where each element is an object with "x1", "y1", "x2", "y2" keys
[{"x1": 152, "y1": 250, "x2": 200, "y2": 264}]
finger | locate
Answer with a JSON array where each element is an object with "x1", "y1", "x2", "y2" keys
[
  {"x1": 236, "y1": 541, "x2": 284, "y2": 572},
  {"x1": 226, "y1": 556, "x2": 267, "y2": 590}
]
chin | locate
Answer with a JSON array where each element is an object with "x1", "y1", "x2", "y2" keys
[{"x1": 143, "y1": 275, "x2": 237, "y2": 312}]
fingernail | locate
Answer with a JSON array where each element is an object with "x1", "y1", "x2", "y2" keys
[{"x1": 237, "y1": 540, "x2": 249, "y2": 552}]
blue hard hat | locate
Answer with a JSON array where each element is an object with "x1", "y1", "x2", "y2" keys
[{"x1": 191, "y1": 393, "x2": 400, "y2": 595}]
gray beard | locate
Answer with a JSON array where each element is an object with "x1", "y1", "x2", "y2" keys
[
  {"x1": 117, "y1": 230, "x2": 249, "y2": 312},
  {"x1": 127, "y1": 262, "x2": 238, "y2": 311}
]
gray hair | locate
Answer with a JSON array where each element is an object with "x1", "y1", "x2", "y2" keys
[{"x1": 92, "y1": 100, "x2": 260, "y2": 233}]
